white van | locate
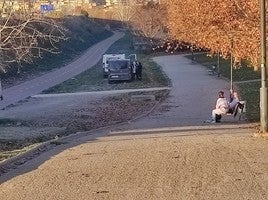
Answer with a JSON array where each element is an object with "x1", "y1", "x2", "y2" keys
[{"x1": 102, "y1": 54, "x2": 125, "y2": 77}]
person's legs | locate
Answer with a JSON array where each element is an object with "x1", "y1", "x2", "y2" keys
[
  {"x1": 211, "y1": 109, "x2": 216, "y2": 122},
  {"x1": 136, "y1": 70, "x2": 141, "y2": 80},
  {"x1": 212, "y1": 109, "x2": 222, "y2": 122},
  {"x1": 215, "y1": 114, "x2": 222, "y2": 122}
]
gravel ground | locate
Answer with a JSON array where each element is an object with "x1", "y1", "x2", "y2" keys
[{"x1": 0, "y1": 125, "x2": 267, "y2": 200}]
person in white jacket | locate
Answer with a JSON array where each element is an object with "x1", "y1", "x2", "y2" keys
[{"x1": 211, "y1": 91, "x2": 228, "y2": 123}]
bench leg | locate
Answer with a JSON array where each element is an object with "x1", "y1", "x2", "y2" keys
[{"x1": 215, "y1": 114, "x2": 222, "y2": 122}]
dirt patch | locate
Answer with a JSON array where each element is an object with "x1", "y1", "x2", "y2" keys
[
  {"x1": 1, "y1": 130, "x2": 267, "y2": 199},
  {"x1": 0, "y1": 90, "x2": 169, "y2": 162}
]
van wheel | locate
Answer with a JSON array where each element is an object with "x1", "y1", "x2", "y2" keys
[{"x1": 108, "y1": 79, "x2": 112, "y2": 84}]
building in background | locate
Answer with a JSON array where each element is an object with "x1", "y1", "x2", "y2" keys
[{"x1": 1, "y1": 0, "x2": 154, "y2": 17}]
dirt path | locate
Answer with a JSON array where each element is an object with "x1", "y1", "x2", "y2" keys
[{"x1": 0, "y1": 55, "x2": 267, "y2": 200}]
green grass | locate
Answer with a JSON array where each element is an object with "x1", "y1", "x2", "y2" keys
[
  {"x1": 0, "y1": 143, "x2": 39, "y2": 163},
  {"x1": 186, "y1": 53, "x2": 261, "y2": 81},
  {"x1": 236, "y1": 81, "x2": 260, "y2": 121},
  {"x1": 185, "y1": 53, "x2": 261, "y2": 122},
  {"x1": 43, "y1": 32, "x2": 170, "y2": 94}
]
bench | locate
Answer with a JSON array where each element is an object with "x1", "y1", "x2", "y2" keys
[
  {"x1": 216, "y1": 101, "x2": 246, "y2": 122},
  {"x1": 131, "y1": 95, "x2": 156, "y2": 102},
  {"x1": 207, "y1": 65, "x2": 217, "y2": 75}
]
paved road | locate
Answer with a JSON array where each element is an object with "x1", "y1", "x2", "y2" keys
[
  {"x1": 0, "y1": 32, "x2": 124, "y2": 110},
  {"x1": 115, "y1": 55, "x2": 232, "y2": 131},
  {"x1": 27, "y1": 54, "x2": 235, "y2": 129}
]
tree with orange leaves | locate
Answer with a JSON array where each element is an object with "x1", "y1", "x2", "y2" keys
[{"x1": 166, "y1": 0, "x2": 260, "y2": 70}]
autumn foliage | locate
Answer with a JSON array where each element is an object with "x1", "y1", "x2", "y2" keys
[{"x1": 166, "y1": 0, "x2": 260, "y2": 69}]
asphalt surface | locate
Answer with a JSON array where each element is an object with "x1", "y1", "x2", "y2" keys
[
  {"x1": 115, "y1": 55, "x2": 237, "y2": 131},
  {"x1": 0, "y1": 32, "x2": 124, "y2": 110}
]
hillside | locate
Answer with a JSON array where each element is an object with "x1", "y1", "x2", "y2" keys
[{"x1": 1, "y1": 16, "x2": 113, "y2": 88}]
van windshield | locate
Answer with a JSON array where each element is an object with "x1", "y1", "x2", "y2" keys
[{"x1": 108, "y1": 60, "x2": 129, "y2": 72}]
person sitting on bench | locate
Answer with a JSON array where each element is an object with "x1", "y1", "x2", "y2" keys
[
  {"x1": 227, "y1": 91, "x2": 240, "y2": 114},
  {"x1": 211, "y1": 91, "x2": 229, "y2": 123},
  {"x1": 229, "y1": 91, "x2": 245, "y2": 118}
]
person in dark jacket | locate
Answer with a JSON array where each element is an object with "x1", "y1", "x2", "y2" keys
[{"x1": 136, "y1": 62, "x2": 143, "y2": 80}]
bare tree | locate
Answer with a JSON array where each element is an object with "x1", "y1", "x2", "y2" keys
[
  {"x1": 112, "y1": 0, "x2": 137, "y2": 24},
  {"x1": 130, "y1": 2, "x2": 167, "y2": 39},
  {"x1": 0, "y1": 1, "x2": 67, "y2": 73}
]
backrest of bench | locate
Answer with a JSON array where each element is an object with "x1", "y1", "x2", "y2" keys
[{"x1": 239, "y1": 100, "x2": 246, "y2": 113}]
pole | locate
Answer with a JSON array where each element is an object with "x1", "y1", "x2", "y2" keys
[
  {"x1": 260, "y1": 0, "x2": 268, "y2": 132},
  {"x1": 217, "y1": 52, "x2": 220, "y2": 77},
  {"x1": 230, "y1": 54, "x2": 233, "y2": 90},
  {"x1": 230, "y1": 37, "x2": 233, "y2": 91},
  {"x1": 191, "y1": 46, "x2": 194, "y2": 63}
]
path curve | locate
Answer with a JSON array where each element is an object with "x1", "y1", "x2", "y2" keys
[{"x1": 0, "y1": 32, "x2": 124, "y2": 110}]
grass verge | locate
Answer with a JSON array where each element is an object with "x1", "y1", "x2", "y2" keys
[{"x1": 0, "y1": 144, "x2": 39, "y2": 162}]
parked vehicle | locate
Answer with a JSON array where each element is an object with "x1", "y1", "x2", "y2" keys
[
  {"x1": 102, "y1": 54, "x2": 125, "y2": 77},
  {"x1": 107, "y1": 59, "x2": 132, "y2": 84}
]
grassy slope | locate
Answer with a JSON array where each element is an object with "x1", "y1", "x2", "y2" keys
[{"x1": 0, "y1": 16, "x2": 113, "y2": 82}]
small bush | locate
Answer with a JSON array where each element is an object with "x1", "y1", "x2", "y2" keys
[{"x1": 81, "y1": 10, "x2": 89, "y2": 17}]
